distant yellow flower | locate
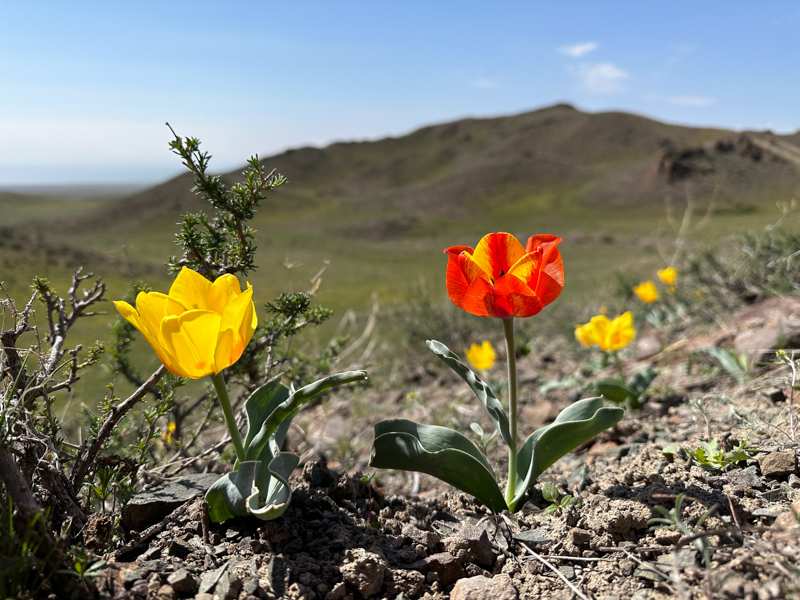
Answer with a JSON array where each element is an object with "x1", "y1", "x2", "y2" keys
[
  {"x1": 633, "y1": 281, "x2": 658, "y2": 304},
  {"x1": 657, "y1": 267, "x2": 677, "y2": 287},
  {"x1": 574, "y1": 323, "x2": 595, "y2": 348},
  {"x1": 115, "y1": 267, "x2": 257, "y2": 379},
  {"x1": 589, "y1": 312, "x2": 635, "y2": 352},
  {"x1": 466, "y1": 341, "x2": 496, "y2": 371},
  {"x1": 163, "y1": 421, "x2": 177, "y2": 444}
]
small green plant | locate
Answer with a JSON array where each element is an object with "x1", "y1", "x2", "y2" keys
[
  {"x1": 540, "y1": 482, "x2": 582, "y2": 516},
  {"x1": 648, "y1": 493, "x2": 718, "y2": 567},
  {"x1": 58, "y1": 547, "x2": 106, "y2": 586},
  {"x1": 687, "y1": 347, "x2": 748, "y2": 384},
  {"x1": 683, "y1": 437, "x2": 759, "y2": 471},
  {"x1": 469, "y1": 421, "x2": 498, "y2": 456}
]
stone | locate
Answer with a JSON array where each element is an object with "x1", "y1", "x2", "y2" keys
[
  {"x1": 267, "y1": 556, "x2": 289, "y2": 597},
  {"x1": 410, "y1": 552, "x2": 465, "y2": 585},
  {"x1": 166, "y1": 568, "x2": 198, "y2": 596},
  {"x1": 449, "y1": 575, "x2": 517, "y2": 600},
  {"x1": 402, "y1": 523, "x2": 440, "y2": 549},
  {"x1": 569, "y1": 528, "x2": 592, "y2": 546},
  {"x1": 512, "y1": 529, "x2": 553, "y2": 547},
  {"x1": 157, "y1": 585, "x2": 176, "y2": 600},
  {"x1": 199, "y1": 565, "x2": 227, "y2": 595},
  {"x1": 122, "y1": 568, "x2": 145, "y2": 584},
  {"x1": 635, "y1": 336, "x2": 662, "y2": 360},
  {"x1": 760, "y1": 452, "x2": 797, "y2": 478},
  {"x1": 341, "y1": 548, "x2": 387, "y2": 597},
  {"x1": 443, "y1": 524, "x2": 495, "y2": 568},
  {"x1": 325, "y1": 582, "x2": 347, "y2": 600},
  {"x1": 633, "y1": 565, "x2": 665, "y2": 582},
  {"x1": 654, "y1": 528, "x2": 682, "y2": 544},
  {"x1": 725, "y1": 467, "x2": 762, "y2": 490},
  {"x1": 121, "y1": 473, "x2": 221, "y2": 532},
  {"x1": 167, "y1": 538, "x2": 193, "y2": 558},
  {"x1": 656, "y1": 548, "x2": 697, "y2": 568},
  {"x1": 215, "y1": 572, "x2": 242, "y2": 600},
  {"x1": 559, "y1": 565, "x2": 575, "y2": 580}
]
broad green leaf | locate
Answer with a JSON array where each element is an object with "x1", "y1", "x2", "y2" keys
[
  {"x1": 687, "y1": 347, "x2": 746, "y2": 384},
  {"x1": 246, "y1": 371, "x2": 367, "y2": 461},
  {"x1": 243, "y1": 377, "x2": 291, "y2": 450},
  {"x1": 370, "y1": 419, "x2": 507, "y2": 513},
  {"x1": 628, "y1": 364, "x2": 658, "y2": 397},
  {"x1": 247, "y1": 452, "x2": 300, "y2": 521},
  {"x1": 205, "y1": 461, "x2": 260, "y2": 522},
  {"x1": 427, "y1": 340, "x2": 512, "y2": 445},
  {"x1": 510, "y1": 397, "x2": 623, "y2": 511},
  {"x1": 595, "y1": 379, "x2": 634, "y2": 404}
]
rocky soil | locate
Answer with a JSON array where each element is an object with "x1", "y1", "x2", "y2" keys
[{"x1": 91, "y1": 296, "x2": 800, "y2": 600}]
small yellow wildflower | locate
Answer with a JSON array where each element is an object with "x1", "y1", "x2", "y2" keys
[
  {"x1": 163, "y1": 421, "x2": 177, "y2": 444},
  {"x1": 574, "y1": 322, "x2": 595, "y2": 348},
  {"x1": 633, "y1": 281, "x2": 658, "y2": 304},
  {"x1": 466, "y1": 341, "x2": 496, "y2": 371},
  {"x1": 657, "y1": 267, "x2": 677, "y2": 287},
  {"x1": 589, "y1": 312, "x2": 636, "y2": 352}
]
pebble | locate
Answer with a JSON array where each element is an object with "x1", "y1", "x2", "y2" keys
[
  {"x1": 760, "y1": 452, "x2": 797, "y2": 478},
  {"x1": 512, "y1": 529, "x2": 553, "y2": 546},
  {"x1": 166, "y1": 568, "x2": 198, "y2": 596},
  {"x1": 449, "y1": 575, "x2": 518, "y2": 600}
]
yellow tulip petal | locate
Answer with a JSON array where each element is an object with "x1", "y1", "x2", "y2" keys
[
  {"x1": 160, "y1": 310, "x2": 221, "y2": 379},
  {"x1": 114, "y1": 300, "x2": 174, "y2": 370},
  {"x1": 466, "y1": 341, "x2": 495, "y2": 370},
  {"x1": 219, "y1": 284, "x2": 257, "y2": 357},
  {"x1": 459, "y1": 252, "x2": 493, "y2": 285},
  {"x1": 574, "y1": 322, "x2": 595, "y2": 348},
  {"x1": 134, "y1": 292, "x2": 170, "y2": 340},
  {"x1": 657, "y1": 267, "x2": 677, "y2": 286},
  {"x1": 168, "y1": 266, "x2": 213, "y2": 311},
  {"x1": 214, "y1": 327, "x2": 236, "y2": 373},
  {"x1": 208, "y1": 274, "x2": 242, "y2": 315},
  {"x1": 589, "y1": 315, "x2": 612, "y2": 351}
]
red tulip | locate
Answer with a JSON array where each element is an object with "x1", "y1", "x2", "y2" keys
[{"x1": 445, "y1": 232, "x2": 564, "y2": 319}]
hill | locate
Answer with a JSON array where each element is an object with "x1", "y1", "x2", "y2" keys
[{"x1": 71, "y1": 104, "x2": 800, "y2": 239}]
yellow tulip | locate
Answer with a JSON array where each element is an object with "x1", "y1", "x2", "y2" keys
[
  {"x1": 466, "y1": 341, "x2": 496, "y2": 371},
  {"x1": 114, "y1": 267, "x2": 257, "y2": 379},
  {"x1": 657, "y1": 267, "x2": 677, "y2": 287},
  {"x1": 633, "y1": 280, "x2": 658, "y2": 304},
  {"x1": 574, "y1": 322, "x2": 595, "y2": 348},
  {"x1": 589, "y1": 312, "x2": 635, "y2": 352}
]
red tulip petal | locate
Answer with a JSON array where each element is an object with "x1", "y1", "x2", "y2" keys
[
  {"x1": 525, "y1": 235, "x2": 564, "y2": 307},
  {"x1": 456, "y1": 276, "x2": 493, "y2": 317},
  {"x1": 493, "y1": 275, "x2": 544, "y2": 318},
  {"x1": 445, "y1": 250, "x2": 471, "y2": 307},
  {"x1": 472, "y1": 233, "x2": 526, "y2": 283}
]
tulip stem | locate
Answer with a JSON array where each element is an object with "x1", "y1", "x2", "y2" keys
[
  {"x1": 502, "y1": 317, "x2": 518, "y2": 507},
  {"x1": 210, "y1": 372, "x2": 246, "y2": 463},
  {"x1": 612, "y1": 351, "x2": 625, "y2": 381}
]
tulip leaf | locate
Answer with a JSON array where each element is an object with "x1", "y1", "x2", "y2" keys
[
  {"x1": 595, "y1": 378, "x2": 635, "y2": 404},
  {"x1": 628, "y1": 364, "x2": 658, "y2": 398},
  {"x1": 246, "y1": 370, "x2": 368, "y2": 461},
  {"x1": 207, "y1": 370, "x2": 367, "y2": 522},
  {"x1": 205, "y1": 461, "x2": 260, "y2": 522},
  {"x1": 509, "y1": 397, "x2": 623, "y2": 512},
  {"x1": 426, "y1": 340, "x2": 512, "y2": 446},
  {"x1": 370, "y1": 418, "x2": 507, "y2": 513}
]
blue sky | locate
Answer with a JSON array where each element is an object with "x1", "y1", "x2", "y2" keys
[{"x1": 1, "y1": 1, "x2": 798, "y2": 185}]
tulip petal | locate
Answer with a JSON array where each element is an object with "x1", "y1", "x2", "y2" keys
[
  {"x1": 525, "y1": 235, "x2": 564, "y2": 307},
  {"x1": 114, "y1": 300, "x2": 176, "y2": 372},
  {"x1": 168, "y1": 266, "x2": 213, "y2": 311},
  {"x1": 445, "y1": 248, "x2": 473, "y2": 309},
  {"x1": 218, "y1": 284, "x2": 257, "y2": 368},
  {"x1": 458, "y1": 252, "x2": 493, "y2": 285},
  {"x1": 214, "y1": 328, "x2": 236, "y2": 374},
  {"x1": 160, "y1": 310, "x2": 221, "y2": 379},
  {"x1": 457, "y1": 277, "x2": 493, "y2": 317},
  {"x1": 589, "y1": 315, "x2": 612, "y2": 351},
  {"x1": 208, "y1": 274, "x2": 243, "y2": 315},
  {"x1": 491, "y1": 275, "x2": 544, "y2": 319},
  {"x1": 134, "y1": 292, "x2": 170, "y2": 340},
  {"x1": 471, "y1": 233, "x2": 526, "y2": 283}
]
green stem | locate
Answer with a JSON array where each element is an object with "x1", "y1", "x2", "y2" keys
[
  {"x1": 209, "y1": 371, "x2": 245, "y2": 463},
  {"x1": 612, "y1": 351, "x2": 625, "y2": 381},
  {"x1": 502, "y1": 317, "x2": 518, "y2": 506}
]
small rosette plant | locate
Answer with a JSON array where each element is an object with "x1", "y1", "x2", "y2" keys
[
  {"x1": 574, "y1": 312, "x2": 657, "y2": 409},
  {"x1": 116, "y1": 267, "x2": 366, "y2": 521},
  {"x1": 370, "y1": 233, "x2": 623, "y2": 513}
]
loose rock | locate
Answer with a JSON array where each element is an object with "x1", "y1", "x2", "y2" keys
[
  {"x1": 450, "y1": 575, "x2": 518, "y2": 600},
  {"x1": 760, "y1": 452, "x2": 797, "y2": 478}
]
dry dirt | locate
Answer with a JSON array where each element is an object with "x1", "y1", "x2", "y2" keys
[{"x1": 92, "y1": 296, "x2": 800, "y2": 600}]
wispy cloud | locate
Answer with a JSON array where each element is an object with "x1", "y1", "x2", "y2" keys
[
  {"x1": 576, "y1": 63, "x2": 628, "y2": 94},
  {"x1": 472, "y1": 78, "x2": 497, "y2": 89},
  {"x1": 558, "y1": 42, "x2": 598, "y2": 58}
]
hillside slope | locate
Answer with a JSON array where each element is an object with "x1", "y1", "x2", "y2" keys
[{"x1": 72, "y1": 104, "x2": 800, "y2": 237}]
